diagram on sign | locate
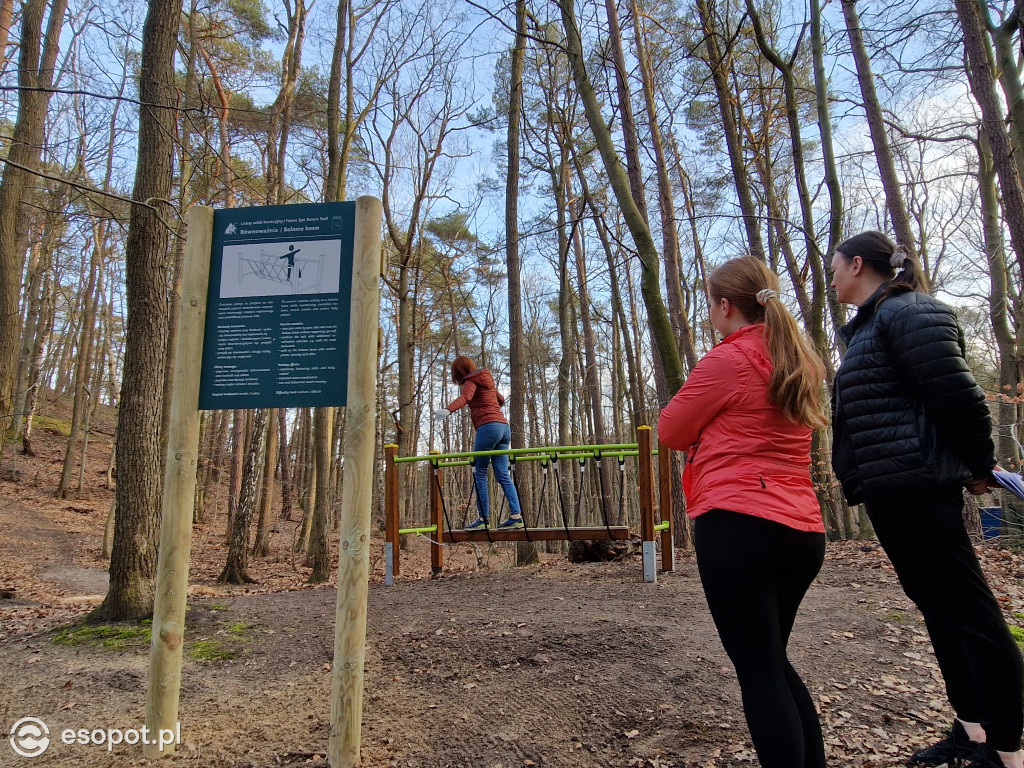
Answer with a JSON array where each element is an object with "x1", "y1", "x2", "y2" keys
[{"x1": 218, "y1": 238, "x2": 342, "y2": 298}]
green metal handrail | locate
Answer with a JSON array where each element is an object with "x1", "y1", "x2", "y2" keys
[
  {"x1": 398, "y1": 525, "x2": 438, "y2": 536},
  {"x1": 394, "y1": 442, "x2": 653, "y2": 464},
  {"x1": 428, "y1": 450, "x2": 643, "y2": 469}
]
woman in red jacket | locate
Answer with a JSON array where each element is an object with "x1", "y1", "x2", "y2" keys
[
  {"x1": 434, "y1": 356, "x2": 523, "y2": 529},
  {"x1": 658, "y1": 256, "x2": 828, "y2": 768}
]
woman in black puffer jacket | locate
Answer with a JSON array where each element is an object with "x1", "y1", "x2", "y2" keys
[{"x1": 830, "y1": 231, "x2": 1022, "y2": 768}]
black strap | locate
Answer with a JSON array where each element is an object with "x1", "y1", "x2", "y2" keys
[
  {"x1": 550, "y1": 454, "x2": 574, "y2": 540},
  {"x1": 509, "y1": 455, "x2": 532, "y2": 542},
  {"x1": 459, "y1": 457, "x2": 477, "y2": 528},
  {"x1": 616, "y1": 455, "x2": 626, "y2": 533},
  {"x1": 574, "y1": 456, "x2": 587, "y2": 524},
  {"x1": 535, "y1": 459, "x2": 549, "y2": 528},
  {"x1": 432, "y1": 460, "x2": 456, "y2": 537},
  {"x1": 472, "y1": 457, "x2": 493, "y2": 543}
]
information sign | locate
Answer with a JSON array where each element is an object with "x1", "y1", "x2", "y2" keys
[{"x1": 198, "y1": 202, "x2": 355, "y2": 409}]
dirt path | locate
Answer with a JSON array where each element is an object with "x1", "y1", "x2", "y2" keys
[
  {"x1": 0, "y1": 496, "x2": 109, "y2": 599},
  {"x1": 4, "y1": 541, "x2": 1014, "y2": 768},
  {"x1": 1, "y1": 457, "x2": 1022, "y2": 768}
]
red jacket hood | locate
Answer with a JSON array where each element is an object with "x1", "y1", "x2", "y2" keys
[
  {"x1": 463, "y1": 368, "x2": 496, "y2": 388},
  {"x1": 724, "y1": 325, "x2": 771, "y2": 382}
]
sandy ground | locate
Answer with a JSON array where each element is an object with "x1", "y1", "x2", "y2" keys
[{"x1": 1, "y1": 421, "x2": 1023, "y2": 767}]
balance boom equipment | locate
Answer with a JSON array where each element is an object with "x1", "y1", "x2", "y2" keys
[{"x1": 383, "y1": 426, "x2": 674, "y2": 584}]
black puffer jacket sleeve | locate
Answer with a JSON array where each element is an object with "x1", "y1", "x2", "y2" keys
[{"x1": 885, "y1": 299, "x2": 995, "y2": 480}]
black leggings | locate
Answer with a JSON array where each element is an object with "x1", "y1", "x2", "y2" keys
[
  {"x1": 866, "y1": 488, "x2": 1023, "y2": 752},
  {"x1": 694, "y1": 510, "x2": 827, "y2": 768}
]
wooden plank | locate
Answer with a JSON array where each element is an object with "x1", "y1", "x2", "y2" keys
[{"x1": 445, "y1": 526, "x2": 631, "y2": 543}]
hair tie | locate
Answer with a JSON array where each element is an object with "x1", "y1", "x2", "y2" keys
[
  {"x1": 755, "y1": 288, "x2": 777, "y2": 306},
  {"x1": 890, "y1": 244, "x2": 909, "y2": 269}
]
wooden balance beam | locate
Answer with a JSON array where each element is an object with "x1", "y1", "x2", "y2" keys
[
  {"x1": 445, "y1": 526, "x2": 631, "y2": 543},
  {"x1": 383, "y1": 427, "x2": 674, "y2": 583}
]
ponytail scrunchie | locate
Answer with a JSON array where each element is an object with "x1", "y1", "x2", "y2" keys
[
  {"x1": 755, "y1": 288, "x2": 777, "y2": 306},
  {"x1": 890, "y1": 243, "x2": 910, "y2": 268}
]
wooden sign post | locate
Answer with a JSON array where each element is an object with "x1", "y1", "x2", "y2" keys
[
  {"x1": 144, "y1": 198, "x2": 382, "y2": 764},
  {"x1": 144, "y1": 205, "x2": 214, "y2": 758},
  {"x1": 328, "y1": 196, "x2": 383, "y2": 767}
]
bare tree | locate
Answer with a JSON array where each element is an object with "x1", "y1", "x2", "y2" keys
[
  {"x1": 0, "y1": 0, "x2": 69, "y2": 423},
  {"x1": 95, "y1": 0, "x2": 180, "y2": 621},
  {"x1": 841, "y1": 0, "x2": 917, "y2": 253}
]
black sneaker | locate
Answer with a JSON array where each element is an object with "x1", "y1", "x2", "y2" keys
[
  {"x1": 910, "y1": 720, "x2": 974, "y2": 766},
  {"x1": 963, "y1": 743, "x2": 1005, "y2": 768}
]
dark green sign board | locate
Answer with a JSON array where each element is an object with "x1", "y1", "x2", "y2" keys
[{"x1": 198, "y1": 202, "x2": 355, "y2": 409}]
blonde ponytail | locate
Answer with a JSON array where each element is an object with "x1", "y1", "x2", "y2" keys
[{"x1": 707, "y1": 256, "x2": 827, "y2": 429}]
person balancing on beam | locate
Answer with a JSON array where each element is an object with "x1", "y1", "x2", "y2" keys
[{"x1": 433, "y1": 356, "x2": 523, "y2": 530}]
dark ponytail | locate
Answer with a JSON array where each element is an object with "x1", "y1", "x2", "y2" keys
[{"x1": 835, "y1": 230, "x2": 929, "y2": 298}]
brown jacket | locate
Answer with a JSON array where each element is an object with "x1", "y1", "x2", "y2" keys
[{"x1": 445, "y1": 369, "x2": 507, "y2": 429}]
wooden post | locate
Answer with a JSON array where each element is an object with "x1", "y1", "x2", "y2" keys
[
  {"x1": 328, "y1": 196, "x2": 383, "y2": 768},
  {"x1": 384, "y1": 444, "x2": 399, "y2": 585},
  {"x1": 429, "y1": 452, "x2": 444, "y2": 576},
  {"x1": 144, "y1": 205, "x2": 213, "y2": 758},
  {"x1": 658, "y1": 441, "x2": 675, "y2": 573},
  {"x1": 638, "y1": 426, "x2": 656, "y2": 583}
]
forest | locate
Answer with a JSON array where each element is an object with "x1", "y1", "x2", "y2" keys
[{"x1": 1, "y1": 0, "x2": 1023, "y2": 623}]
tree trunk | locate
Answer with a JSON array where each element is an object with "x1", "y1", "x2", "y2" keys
[
  {"x1": 325, "y1": 0, "x2": 349, "y2": 201},
  {"x1": 505, "y1": 0, "x2": 537, "y2": 564},
  {"x1": 955, "y1": 0, "x2": 1024, "y2": 279},
  {"x1": 570, "y1": 199, "x2": 614, "y2": 522},
  {"x1": 57, "y1": 219, "x2": 103, "y2": 498},
  {"x1": 809, "y1": 0, "x2": 847, "y2": 337},
  {"x1": 556, "y1": 0, "x2": 683, "y2": 394},
  {"x1": 629, "y1": 0, "x2": 696, "y2": 369},
  {"x1": 0, "y1": 0, "x2": 69, "y2": 422},
  {"x1": 694, "y1": 0, "x2": 765, "y2": 260},
  {"x1": 307, "y1": 407, "x2": 333, "y2": 582},
  {"x1": 278, "y1": 407, "x2": 293, "y2": 520},
  {"x1": 978, "y1": 127, "x2": 1024, "y2": 531},
  {"x1": 841, "y1": 0, "x2": 917, "y2": 252},
  {"x1": 552, "y1": 157, "x2": 574, "y2": 520},
  {"x1": 94, "y1": 0, "x2": 178, "y2": 621},
  {"x1": 219, "y1": 409, "x2": 270, "y2": 584},
  {"x1": 601, "y1": 0, "x2": 648, "y2": 224},
  {"x1": 252, "y1": 407, "x2": 278, "y2": 557},
  {"x1": 226, "y1": 409, "x2": 245, "y2": 543},
  {"x1": 984, "y1": 7, "x2": 1024, "y2": 184}
]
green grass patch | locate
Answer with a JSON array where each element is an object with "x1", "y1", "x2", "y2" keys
[
  {"x1": 33, "y1": 414, "x2": 72, "y2": 437},
  {"x1": 224, "y1": 622, "x2": 255, "y2": 637},
  {"x1": 206, "y1": 604, "x2": 229, "y2": 611},
  {"x1": 1009, "y1": 625, "x2": 1024, "y2": 649},
  {"x1": 52, "y1": 620, "x2": 151, "y2": 650},
  {"x1": 884, "y1": 611, "x2": 908, "y2": 623},
  {"x1": 188, "y1": 640, "x2": 237, "y2": 662}
]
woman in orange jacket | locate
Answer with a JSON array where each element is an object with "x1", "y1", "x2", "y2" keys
[
  {"x1": 658, "y1": 256, "x2": 828, "y2": 768},
  {"x1": 434, "y1": 356, "x2": 523, "y2": 529}
]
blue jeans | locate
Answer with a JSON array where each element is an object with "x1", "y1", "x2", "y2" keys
[{"x1": 472, "y1": 421, "x2": 522, "y2": 520}]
